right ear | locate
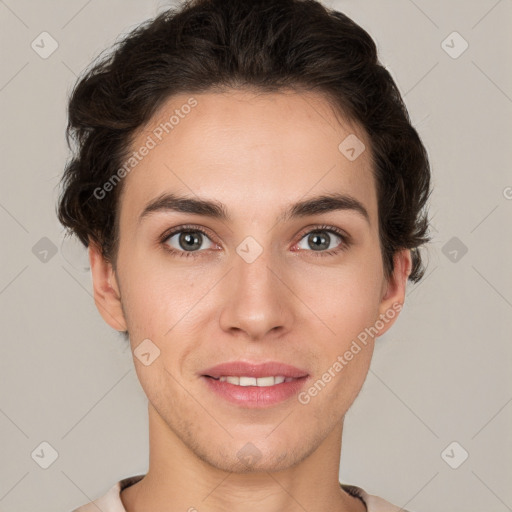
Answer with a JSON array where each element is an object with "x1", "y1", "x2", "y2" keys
[{"x1": 88, "y1": 240, "x2": 127, "y2": 332}]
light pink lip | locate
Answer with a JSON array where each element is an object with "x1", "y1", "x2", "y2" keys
[
  {"x1": 201, "y1": 374, "x2": 310, "y2": 408},
  {"x1": 201, "y1": 361, "x2": 309, "y2": 379}
]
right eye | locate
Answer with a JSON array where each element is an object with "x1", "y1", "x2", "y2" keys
[{"x1": 161, "y1": 226, "x2": 217, "y2": 258}]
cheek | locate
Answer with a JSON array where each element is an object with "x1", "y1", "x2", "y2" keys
[
  {"x1": 300, "y1": 293, "x2": 376, "y2": 412},
  {"x1": 290, "y1": 258, "x2": 382, "y2": 396},
  {"x1": 293, "y1": 261, "x2": 382, "y2": 337},
  {"x1": 119, "y1": 259, "x2": 219, "y2": 375}
]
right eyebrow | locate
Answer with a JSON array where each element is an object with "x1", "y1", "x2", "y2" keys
[{"x1": 138, "y1": 192, "x2": 230, "y2": 225}]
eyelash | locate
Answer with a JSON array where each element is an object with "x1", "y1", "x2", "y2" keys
[{"x1": 159, "y1": 224, "x2": 351, "y2": 259}]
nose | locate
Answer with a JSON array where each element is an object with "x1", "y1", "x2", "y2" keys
[{"x1": 218, "y1": 246, "x2": 295, "y2": 341}]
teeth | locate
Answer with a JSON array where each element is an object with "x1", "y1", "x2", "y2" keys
[{"x1": 217, "y1": 375, "x2": 290, "y2": 387}]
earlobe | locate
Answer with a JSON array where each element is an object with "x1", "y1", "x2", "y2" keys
[{"x1": 88, "y1": 241, "x2": 127, "y2": 332}]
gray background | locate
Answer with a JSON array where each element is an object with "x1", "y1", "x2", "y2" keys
[{"x1": 1, "y1": 0, "x2": 511, "y2": 511}]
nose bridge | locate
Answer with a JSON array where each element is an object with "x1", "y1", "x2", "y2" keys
[
  {"x1": 234, "y1": 238, "x2": 277, "y2": 295},
  {"x1": 218, "y1": 235, "x2": 293, "y2": 338}
]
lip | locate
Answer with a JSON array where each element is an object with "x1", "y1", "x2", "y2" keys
[
  {"x1": 201, "y1": 361, "x2": 309, "y2": 379},
  {"x1": 200, "y1": 361, "x2": 310, "y2": 408},
  {"x1": 201, "y1": 374, "x2": 309, "y2": 408}
]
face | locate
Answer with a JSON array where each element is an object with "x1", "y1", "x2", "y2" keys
[{"x1": 89, "y1": 88, "x2": 411, "y2": 473}]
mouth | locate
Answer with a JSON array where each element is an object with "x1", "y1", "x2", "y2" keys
[
  {"x1": 200, "y1": 362, "x2": 310, "y2": 408},
  {"x1": 200, "y1": 360, "x2": 310, "y2": 409}
]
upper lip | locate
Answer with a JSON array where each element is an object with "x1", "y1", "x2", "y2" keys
[{"x1": 201, "y1": 361, "x2": 309, "y2": 379}]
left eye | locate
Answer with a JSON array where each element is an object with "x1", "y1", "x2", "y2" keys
[{"x1": 296, "y1": 229, "x2": 345, "y2": 252}]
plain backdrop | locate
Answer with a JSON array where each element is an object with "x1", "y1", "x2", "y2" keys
[{"x1": 0, "y1": 1, "x2": 511, "y2": 511}]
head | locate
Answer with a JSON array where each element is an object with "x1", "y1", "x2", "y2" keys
[{"x1": 57, "y1": 0, "x2": 431, "y2": 472}]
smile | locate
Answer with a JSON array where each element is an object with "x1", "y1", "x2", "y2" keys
[{"x1": 209, "y1": 375, "x2": 297, "y2": 386}]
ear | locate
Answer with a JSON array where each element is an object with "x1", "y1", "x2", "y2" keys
[
  {"x1": 376, "y1": 248, "x2": 412, "y2": 337},
  {"x1": 88, "y1": 240, "x2": 127, "y2": 332}
]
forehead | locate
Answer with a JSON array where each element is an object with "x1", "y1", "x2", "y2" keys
[{"x1": 118, "y1": 89, "x2": 377, "y2": 228}]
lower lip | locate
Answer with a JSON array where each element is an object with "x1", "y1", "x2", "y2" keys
[{"x1": 201, "y1": 376, "x2": 309, "y2": 408}]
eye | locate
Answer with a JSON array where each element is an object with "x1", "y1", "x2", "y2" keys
[
  {"x1": 159, "y1": 223, "x2": 351, "y2": 259},
  {"x1": 295, "y1": 225, "x2": 350, "y2": 256},
  {"x1": 160, "y1": 225, "x2": 217, "y2": 258}
]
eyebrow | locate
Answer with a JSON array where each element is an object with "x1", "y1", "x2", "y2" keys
[{"x1": 138, "y1": 192, "x2": 370, "y2": 226}]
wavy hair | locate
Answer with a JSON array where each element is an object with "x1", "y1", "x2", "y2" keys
[{"x1": 57, "y1": 0, "x2": 432, "y2": 283}]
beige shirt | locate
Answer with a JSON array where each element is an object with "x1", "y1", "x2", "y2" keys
[{"x1": 71, "y1": 474, "x2": 411, "y2": 512}]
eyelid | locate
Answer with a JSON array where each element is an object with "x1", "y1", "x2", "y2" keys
[{"x1": 295, "y1": 223, "x2": 351, "y2": 243}]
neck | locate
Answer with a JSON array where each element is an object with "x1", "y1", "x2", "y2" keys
[{"x1": 120, "y1": 402, "x2": 365, "y2": 512}]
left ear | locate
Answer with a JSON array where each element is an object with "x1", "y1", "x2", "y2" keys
[{"x1": 376, "y1": 248, "x2": 412, "y2": 337}]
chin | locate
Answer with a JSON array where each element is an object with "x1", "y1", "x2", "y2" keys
[{"x1": 197, "y1": 437, "x2": 310, "y2": 474}]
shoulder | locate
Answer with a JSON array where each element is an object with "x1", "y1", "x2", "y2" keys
[
  {"x1": 70, "y1": 475, "x2": 145, "y2": 512},
  {"x1": 341, "y1": 482, "x2": 413, "y2": 512}
]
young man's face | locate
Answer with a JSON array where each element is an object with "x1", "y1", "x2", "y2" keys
[{"x1": 90, "y1": 89, "x2": 410, "y2": 473}]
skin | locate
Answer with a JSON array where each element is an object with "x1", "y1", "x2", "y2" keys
[{"x1": 89, "y1": 88, "x2": 411, "y2": 512}]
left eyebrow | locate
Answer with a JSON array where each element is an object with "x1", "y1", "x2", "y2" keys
[
  {"x1": 277, "y1": 192, "x2": 370, "y2": 226},
  {"x1": 137, "y1": 191, "x2": 370, "y2": 226}
]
